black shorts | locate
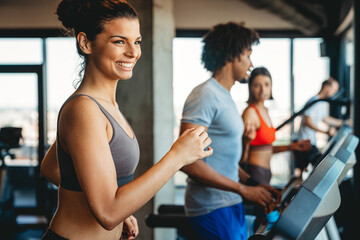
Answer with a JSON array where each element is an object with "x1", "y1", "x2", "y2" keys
[
  {"x1": 42, "y1": 229, "x2": 68, "y2": 240},
  {"x1": 293, "y1": 145, "x2": 320, "y2": 170}
]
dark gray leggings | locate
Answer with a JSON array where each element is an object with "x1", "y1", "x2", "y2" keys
[
  {"x1": 42, "y1": 228, "x2": 124, "y2": 240},
  {"x1": 247, "y1": 163, "x2": 272, "y2": 185}
]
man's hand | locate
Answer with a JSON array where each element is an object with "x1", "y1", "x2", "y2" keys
[
  {"x1": 239, "y1": 185, "x2": 277, "y2": 214},
  {"x1": 327, "y1": 126, "x2": 337, "y2": 136},
  {"x1": 261, "y1": 185, "x2": 281, "y2": 207}
]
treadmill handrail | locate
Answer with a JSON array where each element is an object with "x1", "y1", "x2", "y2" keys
[{"x1": 276, "y1": 90, "x2": 349, "y2": 131}]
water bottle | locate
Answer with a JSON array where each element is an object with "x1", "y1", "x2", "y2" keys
[{"x1": 266, "y1": 210, "x2": 280, "y2": 230}]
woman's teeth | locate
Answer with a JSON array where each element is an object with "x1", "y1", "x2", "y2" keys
[{"x1": 117, "y1": 62, "x2": 133, "y2": 67}]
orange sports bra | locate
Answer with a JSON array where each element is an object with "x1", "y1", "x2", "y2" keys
[{"x1": 249, "y1": 105, "x2": 276, "y2": 146}]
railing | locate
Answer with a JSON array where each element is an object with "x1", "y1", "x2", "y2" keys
[{"x1": 276, "y1": 90, "x2": 350, "y2": 131}]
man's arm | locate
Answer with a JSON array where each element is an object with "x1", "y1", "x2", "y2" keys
[
  {"x1": 180, "y1": 122, "x2": 274, "y2": 212},
  {"x1": 303, "y1": 115, "x2": 329, "y2": 134},
  {"x1": 323, "y1": 116, "x2": 343, "y2": 127},
  {"x1": 181, "y1": 122, "x2": 243, "y2": 192}
]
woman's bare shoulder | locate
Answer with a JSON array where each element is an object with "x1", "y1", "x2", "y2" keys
[
  {"x1": 58, "y1": 95, "x2": 108, "y2": 141},
  {"x1": 242, "y1": 105, "x2": 257, "y2": 118},
  {"x1": 60, "y1": 96, "x2": 105, "y2": 122}
]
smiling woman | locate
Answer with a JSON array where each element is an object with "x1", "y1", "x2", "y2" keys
[
  {"x1": 80, "y1": 18, "x2": 142, "y2": 81},
  {"x1": 40, "y1": 0, "x2": 213, "y2": 239}
]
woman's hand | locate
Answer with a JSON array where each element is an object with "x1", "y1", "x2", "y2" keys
[
  {"x1": 170, "y1": 126, "x2": 213, "y2": 167},
  {"x1": 290, "y1": 140, "x2": 311, "y2": 152},
  {"x1": 122, "y1": 215, "x2": 138, "y2": 239}
]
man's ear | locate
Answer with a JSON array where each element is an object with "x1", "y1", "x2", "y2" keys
[{"x1": 77, "y1": 32, "x2": 92, "y2": 55}]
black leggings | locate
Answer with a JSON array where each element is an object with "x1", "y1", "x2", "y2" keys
[{"x1": 42, "y1": 229, "x2": 68, "y2": 240}]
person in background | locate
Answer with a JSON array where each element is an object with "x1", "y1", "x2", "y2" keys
[
  {"x1": 40, "y1": 1, "x2": 212, "y2": 239},
  {"x1": 241, "y1": 67, "x2": 311, "y2": 185},
  {"x1": 180, "y1": 23, "x2": 279, "y2": 240},
  {"x1": 294, "y1": 77, "x2": 343, "y2": 176}
]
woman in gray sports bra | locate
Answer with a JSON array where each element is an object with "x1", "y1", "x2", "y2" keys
[{"x1": 40, "y1": 1, "x2": 213, "y2": 239}]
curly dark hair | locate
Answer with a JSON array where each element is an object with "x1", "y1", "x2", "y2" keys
[{"x1": 201, "y1": 22, "x2": 259, "y2": 73}]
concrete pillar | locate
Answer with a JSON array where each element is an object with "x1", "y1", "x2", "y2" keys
[
  {"x1": 153, "y1": 1, "x2": 176, "y2": 240},
  {"x1": 116, "y1": 0, "x2": 176, "y2": 239},
  {"x1": 116, "y1": 0, "x2": 154, "y2": 238}
]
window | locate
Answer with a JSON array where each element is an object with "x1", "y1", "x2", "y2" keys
[
  {"x1": 251, "y1": 39, "x2": 291, "y2": 140},
  {"x1": 293, "y1": 38, "x2": 330, "y2": 148},
  {"x1": 46, "y1": 38, "x2": 82, "y2": 144},
  {"x1": 173, "y1": 36, "x2": 329, "y2": 187},
  {"x1": 0, "y1": 37, "x2": 82, "y2": 161},
  {"x1": 0, "y1": 73, "x2": 38, "y2": 160},
  {"x1": 0, "y1": 38, "x2": 43, "y2": 162},
  {"x1": 0, "y1": 38, "x2": 42, "y2": 64}
]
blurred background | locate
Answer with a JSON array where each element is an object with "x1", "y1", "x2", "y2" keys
[{"x1": 0, "y1": 0, "x2": 359, "y2": 239}]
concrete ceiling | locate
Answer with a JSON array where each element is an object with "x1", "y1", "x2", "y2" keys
[
  {"x1": 0, "y1": 0, "x2": 353, "y2": 37},
  {"x1": 175, "y1": 0, "x2": 353, "y2": 36},
  {"x1": 0, "y1": 0, "x2": 296, "y2": 30},
  {"x1": 174, "y1": 0, "x2": 296, "y2": 30}
]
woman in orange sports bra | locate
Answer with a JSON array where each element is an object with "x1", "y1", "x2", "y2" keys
[{"x1": 241, "y1": 67, "x2": 311, "y2": 185}]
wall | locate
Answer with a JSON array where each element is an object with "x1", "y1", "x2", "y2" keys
[
  {"x1": 0, "y1": 0, "x2": 296, "y2": 30},
  {"x1": 174, "y1": 0, "x2": 295, "y2": 30},
  {"x1": 0, "y1": 0, "x2": 60, "y2": 28}
]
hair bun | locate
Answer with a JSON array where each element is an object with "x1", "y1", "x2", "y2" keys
[{"x1": 56, "y1": 0, "x2": 84, "y2": 30}]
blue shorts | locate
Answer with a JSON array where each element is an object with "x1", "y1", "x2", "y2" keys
[{"x1": 189, "y1": 203, "x2": 247, "y2": 240}]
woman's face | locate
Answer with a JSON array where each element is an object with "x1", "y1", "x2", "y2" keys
[
  {"x1": 250, "y1": 74, "x2": 272, "y2": 102},
  {"x1": 88, "y1": 17, "x2": 142, "y2": 80}
]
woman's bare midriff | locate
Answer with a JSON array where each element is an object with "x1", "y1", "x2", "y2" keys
[
  {"x1": 248, "y1": 148, "x2": 273, "y2": 169},
  {"x1": 49, "y1": 187, "x2": 123, "y2": 240}
]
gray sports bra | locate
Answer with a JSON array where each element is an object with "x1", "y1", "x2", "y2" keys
[{"x1": 57, "y1": 94, "x2": 140, "y2": 192}]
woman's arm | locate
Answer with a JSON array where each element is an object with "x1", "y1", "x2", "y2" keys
[
  {"x1": 240, "y1": 108, "x2": 258, "y2": 165},
  {"x1": 240, "y1": 122, "x2": 256, "y2": 165},
  {"x1": 238, "y1": 166, "x2": 251, "y2": 184},
  {"x1": 59, "y1": 97, "x2": 213, "y2": 230},
  {"x1": 272, "y1": 140, "x2": 312, "y2": 154},
  {"x1": 40, "y1": 142, "x2": 60, "y2": 186}
]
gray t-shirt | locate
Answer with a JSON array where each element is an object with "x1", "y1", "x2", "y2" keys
[
  {"x1": 181, "y1": 78, "x2": 244, "y2": 216},
  {"x1": 297, "y1": 95, "x2": 329, "y2": 145}
]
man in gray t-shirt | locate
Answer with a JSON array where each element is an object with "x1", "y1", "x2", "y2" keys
[
  {"x1": 180, "y1": 22, "x2": 278, "y2": 240},
  {"x1": 182, "y1": 77, "x2": 244, "y2": 216}
]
